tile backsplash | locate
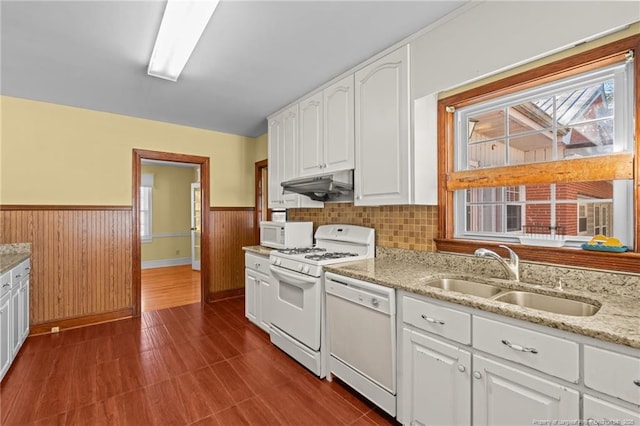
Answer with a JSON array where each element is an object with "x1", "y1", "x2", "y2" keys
[{"x1": 288, "y1": 203, "x2": 438, "y2": 251}]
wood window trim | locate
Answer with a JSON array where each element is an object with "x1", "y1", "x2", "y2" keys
[{"x1": 436, "y1": 34, "x2": 640, "y2": 272}]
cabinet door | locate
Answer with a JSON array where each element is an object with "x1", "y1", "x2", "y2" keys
[
  {"x1": 473, "y1": 355, "x2": 579, "y2": 426},
  {"x1": 354, "y1": 45, "x2": 410, "y2": 206},
  {"x1": 281, "y1": 105, "x2": 300, "y2": 208},
  {"x1": 583, "y1": 394, "x2": 640, "y2": 425},
  {"x1": 20, "y1": 277, "x2": 29, "y2": 342},
  {"x1": 324, "y1": 75, "x2": 354, "y2": 173},
  {"x1": 402, "y1": 328, "x2": 471, "y2": 426},
  {"x1": 10, "y1": 287, "x2": 20, "y2": 356},
  {"x1": 299, "y1": 91, "x2": 324, "y2": 177},
  {"x1": 0, "y1": 293, "x2": 11, "y2": 380},
  {"x1": 244, "y1": 269, "x2": 258, "y2": 324},
  {"x1": 268, "y1": 116, "x2": 284, "y2": 208},
  {"x1": 258, "y1": 271, "x2": 272, "y2": 332}
]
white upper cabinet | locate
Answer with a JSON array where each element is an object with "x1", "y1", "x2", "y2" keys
[
  {"x1": 354, "y1": 45, "x2": 410, "y2": 206},
  {"x1": 323, "y1": 75, "x2": 355, "y2": 173},
  {"x1": 268, "y1": 105, "x2": 323, "y2": 209},
  {"x1": 299, "y1": 75, "x2": 355, "y2": 178},
  {"x1": 299, "y1": 91, "x2": 324, "y2": 177}
]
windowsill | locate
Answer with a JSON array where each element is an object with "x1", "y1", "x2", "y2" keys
[{"x1": 434, "y1": 238, "x2": 640, "y2": 274}]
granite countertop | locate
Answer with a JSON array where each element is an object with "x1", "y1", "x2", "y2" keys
[
  {"x1": 243, "y1": 245, "x2": 276, "y2": 257},
  {"x1": 324, "y1": 257, "x2": 640, "y2": 350},
  {"x1": 0, "y1": 243, "x2": 31, "y2": 275}
]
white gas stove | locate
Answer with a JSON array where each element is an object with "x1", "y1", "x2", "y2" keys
[{"x1": 268, "y1": 224, "x2": 375, "y2": 378}]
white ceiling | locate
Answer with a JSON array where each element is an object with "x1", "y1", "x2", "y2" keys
[{"x1": 1, "y1": 0, "x2": 466, "y2": 138}]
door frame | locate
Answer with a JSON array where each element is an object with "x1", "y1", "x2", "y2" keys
[
  {"x1": 254, "y1": 159, "x2": 268, "y2": 243},
  {"x1": 132, "y1": 149, "x2": 211, "y2": 316}
]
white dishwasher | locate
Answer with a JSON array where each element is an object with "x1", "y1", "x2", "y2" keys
[{"x1": 325, "y1": 272, "x2": 396, "y2": 416}]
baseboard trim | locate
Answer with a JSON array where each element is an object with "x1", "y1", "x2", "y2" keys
[
  {"x1": 208, "y1": 288, "x2": 245, "y2": 302},
  {"x1": 29, "y1": 308, "x2": 133, "y2": 335},
  {"x1": 141, "y1": 257, "x2": 192, "y2": 269}
]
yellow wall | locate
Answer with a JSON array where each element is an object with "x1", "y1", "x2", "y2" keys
[
  {"x1": 0, "y1": 96, "x2": 259, "y2": 207},
  {"x1": 141, "y1": 164, "x2": 195, "y2": 262},
  {"x1": 253, "y1": 133, "x2": 268, "y2": 163}
]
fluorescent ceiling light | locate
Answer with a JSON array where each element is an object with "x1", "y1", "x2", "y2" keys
[{"x1": 148, "y1": 0, "x2": 219, "y2": 82}]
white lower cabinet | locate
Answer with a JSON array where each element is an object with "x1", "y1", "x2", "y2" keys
[
  {"x1": 472, "y1": 355, "x2": 579, "y2": 426},
  {"x1": 244, "y1": 252, "x2": 272, "y2": 333},
  {"x1": 397, "y1": 291, "x2": 640, "y2": 426},
  {"x1": 1, "y1": 258, "x2": 30, "y2": 382},
  {"x1": 402, "y1": 328, "x2": 471, "y2": 425},
  {"x1": 0, "y1": 291, "x2": 11, "y2": 380}
]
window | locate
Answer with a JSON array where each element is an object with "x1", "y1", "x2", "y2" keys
[
  {"x1": 437, "y1": 36, "x2": 639, "y2": 270},
  {"x1": 140, "y1": 174, "x2": 154, "y2": 242}
]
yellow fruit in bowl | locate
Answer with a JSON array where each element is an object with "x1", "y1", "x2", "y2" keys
[
  {"x1": 588, "y1": 235, "x2": 608, "y2": 245},
  {"x1": 604, "y1": 237, "x2": 623, "y2": 247}
]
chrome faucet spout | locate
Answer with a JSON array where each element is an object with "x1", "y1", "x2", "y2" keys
[{"x1": 474, "y1": 245, "x2": 520, "y2": 281}]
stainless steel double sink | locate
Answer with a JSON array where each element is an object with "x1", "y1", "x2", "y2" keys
[{"x1": 422, "y1": 278, "x2": 600, "y2": 317}]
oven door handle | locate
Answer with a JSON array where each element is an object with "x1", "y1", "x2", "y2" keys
[{"x1": 269, "y1": 266, "x2": 317, "y2": 286}]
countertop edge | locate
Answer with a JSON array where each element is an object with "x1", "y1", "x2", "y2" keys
[{"x1": 324, "y1": 260, "x2": 640, "y2": 350}]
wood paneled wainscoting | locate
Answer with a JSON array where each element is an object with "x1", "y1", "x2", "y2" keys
[
  {"x1": 0, "y1": 206, "x2": 133, "y2": 333},
  {"x1": 0, "y1": 205, "x2": 257, "y2": 332},
  {"x1": 209, "y1": 207, "x2": 256, "y2": 300}
]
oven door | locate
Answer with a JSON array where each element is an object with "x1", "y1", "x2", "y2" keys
[{"x1": 269, "y1": 265, "x2": 321, "y2": 350}]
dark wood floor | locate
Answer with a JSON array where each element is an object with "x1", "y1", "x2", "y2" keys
[{"x1": 0, "y1": 297, "x2": 398, "y2": 425}]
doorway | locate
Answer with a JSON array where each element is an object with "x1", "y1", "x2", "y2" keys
[{"x1": 132, "y1": 149, "x2": 210, "y2": 316}]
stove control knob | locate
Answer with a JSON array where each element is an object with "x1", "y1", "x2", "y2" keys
[
  {"x1": 274, "y1": 259, "x2": 281, "y2": 266},
  {"x1": 371, "y1": 298, "x2": 379, "y2": 308},
  {"x1": 303, "y1": 265, "x2": 310, "y2": 274},
  {"x1": 298, "y1": 265, "x2": 304, "y2": 272}
]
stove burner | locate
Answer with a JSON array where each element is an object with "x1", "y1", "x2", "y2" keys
[
  {"x1": 304, "y1": 252, "x2": 358, "y2": 261},
  {"x1": 277, "y1": 247, "x2": 326, "y2": 256}
]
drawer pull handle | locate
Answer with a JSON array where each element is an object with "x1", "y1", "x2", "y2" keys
[
  {"x1": 634, "y1": 380, "x2": 640, "y2": 387},
  {"x1": 2, "y1": 284, "x2": 9, "y2": 288},
  {"x1": 501, "y1": 339, "x2": 538, "y2": 354},
  {"x1": 421, "y1": 314, "x2": 445, "y2": 325},
  {"x1": 15, "y1": 274, "x2": 22, "y2": 278}
]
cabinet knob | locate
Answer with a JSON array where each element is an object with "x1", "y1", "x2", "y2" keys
[
  {"x1": 255, "y1": 263, "x2": 260, "y2": 268},
  {"x1": 634, "y1": 379, "x2": 640, "y2": 387},
  {"x1": 473, "y1": 371, "x2": 482, "y2": 379},
  {"x1": 457, "y1": 365, "x2": 466, "y2": 373},
  {"x1": 318, "y1": 165, "x2": 323, "y2": 169}
]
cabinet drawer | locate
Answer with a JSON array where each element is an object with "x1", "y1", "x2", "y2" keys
[
  {"x1": 10, "y1": 260, "x2": 29, "y2": 286},
  {"x1": 0, "y1": 272, "x2": 10, "y2": 297},
  {"x1": 402, "y1": 296, "x2": 470, "y2": 344},
  {"x1": 473, "y1": 316, "x2": 579, "y2": 382},
  {"x1": 245, "y1": 253, "x2": 270, "y2": 276},
  {"x1": 584, "y1": 345, "x2": 640, "y2": 405}
]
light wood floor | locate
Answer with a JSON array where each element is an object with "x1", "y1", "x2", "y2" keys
[{"x1": 141, "y1": 265, "x2": 201, "y2": 312}]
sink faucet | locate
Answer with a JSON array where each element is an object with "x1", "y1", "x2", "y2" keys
[{"x1": 474, "y1": 245, "x2": 520, "y2": 281}]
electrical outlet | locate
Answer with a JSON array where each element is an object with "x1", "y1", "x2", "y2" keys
[
  {"x1": 51, "y1": 326, "x2": 60, "y2": 333},
  {"x1": 176, "y1": 249, "x2": 180, "y2": 255}
]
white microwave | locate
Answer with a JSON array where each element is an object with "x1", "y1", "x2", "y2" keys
[{"x1": 260, "y1": 221, "x2": 313, "y2": 249}]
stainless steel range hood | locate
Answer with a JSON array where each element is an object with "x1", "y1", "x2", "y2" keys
[{"x1": 281, "y1": 171, "x2": 353, "y2": 202}]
